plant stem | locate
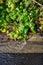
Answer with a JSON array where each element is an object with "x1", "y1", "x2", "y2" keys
[{"x1": 32, "y1": 0, "x2": 43, "y2": 7}]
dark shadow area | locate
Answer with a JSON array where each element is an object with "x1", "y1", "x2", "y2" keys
[{"x1": 0, "y1": 53, "x2": 43, "y2": 65}]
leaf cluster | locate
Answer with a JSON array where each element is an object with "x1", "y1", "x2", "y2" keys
[{"x1": 0, "y1": 0, "x2": 43, "y2": 40}]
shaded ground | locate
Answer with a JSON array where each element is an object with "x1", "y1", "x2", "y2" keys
[{"x1": 0, "y1": 53, "x2": 43, "y2": 65}]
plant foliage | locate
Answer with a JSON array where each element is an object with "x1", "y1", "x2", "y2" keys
[{"x1": 0, "y1": 0, "x2": 43, "y2": 40}]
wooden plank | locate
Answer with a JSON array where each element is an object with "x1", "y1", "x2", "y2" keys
[
  {"x1": 0, "y1": 33, "x2": 43, "y2": 53},
  {"x1": 0, "y1": 43, "x2": 43, "y2": 53}
]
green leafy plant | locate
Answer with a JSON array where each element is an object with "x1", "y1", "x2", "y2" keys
[{"x1": 0, "y1": 0, "x2": 43, "y2": 40}]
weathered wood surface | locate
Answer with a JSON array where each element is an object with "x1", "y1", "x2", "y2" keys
[
  {"x1": 0, "y1": 42, "x2": 43, "y2": 53},
  {"x1": 0, "y1": 33, "x2": 43, "y2": 53}
]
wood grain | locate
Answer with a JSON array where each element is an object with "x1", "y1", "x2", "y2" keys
[{"x1": 0, "y1": 33, "x2": 43, "y2": 53}]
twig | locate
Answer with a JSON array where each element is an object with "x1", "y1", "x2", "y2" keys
[{"x1": 32, "y1": 0, "x2": 43, "y2": 7}]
